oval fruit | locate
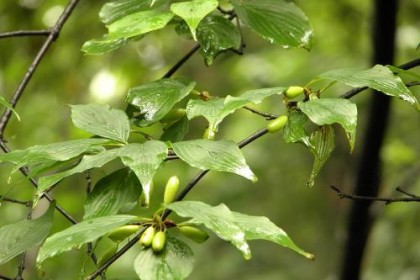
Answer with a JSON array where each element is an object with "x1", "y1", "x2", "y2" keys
[
  {"x1": 284, "y1": 86, "x2": 304, "y2": 99},
  {"x1": 140, "y1": 226, "x2": 156, "y2": 247},
  {"x1": 267, "y1": 115, "x2": 288, "y2": 133},
  {"x1": 178, "y1": 226, "x2": 209, "y2": 244},
  {"x1": 152, "y1": 231, "x2": 166, "y2": 253},
  {"x1": 108, "y1": 225, "x2": 140, "y2": 243},
  {"x1": 164, "y1": 176, "x2": 180, "y2": 204}
]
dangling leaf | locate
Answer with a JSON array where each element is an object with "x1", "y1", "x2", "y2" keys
[
  {"x1": 172, "y1": 139, "x2": 257, "y2": 182},
  {"x1": 134, "y1": 235, "x2": 194, "y2": 280},
  {"x1": 307, "y1": 125, "x2": 335, "y2": 187},
  {"x1": 0, "y1": 202, "x2": 55, "y2": 265},
  {"x1": 298, "y1": 98, "x2": 357, "y2": 151},
  {"x1": 282, "y1": 110, "x2": 312, "y2": 148},
  {"x1": 232, "y1": 0, "x2": 313, "y2": 49},
  {"x1": 170, "y1": 0, "x2": 218, "y2": 41}
]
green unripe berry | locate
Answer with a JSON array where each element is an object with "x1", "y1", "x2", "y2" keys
[
  {"x1": 140, "y1": 226, "x2": 156, "y2": 247},
  {"x1": 284, "y1": 86, "x2": 304, "y2": 99},
  {"x1": 267, "y1": 115, "x2": 288, "y2": 133},
  {"x1": 152, "y1": 231, "x2": 166, "y2": 253},
  {"x1": 164, "y1": 176, "x2": 180, "y2": 204},
  {"x1": 178, "y1": 226, "x2": 209, "y2": 244},
  {"x1": 108, "y1": 225, "x2": 140, "y2": 243}
]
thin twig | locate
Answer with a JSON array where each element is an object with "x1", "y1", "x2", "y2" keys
[
  {"x1": 0, "y1": 274, "x2": 13, "y2": 280},
  {"x1": 162, "y1": 44, "x2": 201, "y2": 79},
  {"x1": 0, "y1": 30, "x2": 50, "y2": 39},
  {"x1": 330, "y1": 186, "x2": 420, "y2": 204},
  {"x1": 0, "y1": 0, "x2": 81, "y2": 134},
  {"x1": 15, "y1": 201, "x2": 33, "y2": 280},
  {"x1": 243, "y1": 106, "x2": 277, "y2": 120},
  {"x1": 396, "y1": 187, "x2": 420, "y2": 199},
  {"x1": 0, "y1": 196, "x2": 31, "y2": 206},
  {"x1": 340, "y1": 58, "x2": 420, "y2": 99}
]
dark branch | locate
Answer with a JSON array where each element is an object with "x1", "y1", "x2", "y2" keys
[
  {"x1": 340, "y1": 58, "x2": 420, "y2": 99},
  {"x1": 15, "y1": 201, "x2": 33, "y2": 280},
  {"x1": 0, "y1": 196, "x2": 31, "y2": 206},
  {"x1": 0, "y1": 0, "x2": 81, "y2": 134},
  {"x1": 330, "y1": 186, "x2": 420, "y2": 204},
  {"x1": 162, "y1": 44, "x2": 201, "y2": 79},
  {"x1": 0, "y1": 30, "x2": 50, "y2": 39},
  {"x1": 243, "y1": 106, "x2": 277, "y2": 120},
  {"x1": 0, "y1": 274, "x2": 13, "y2": 280}
]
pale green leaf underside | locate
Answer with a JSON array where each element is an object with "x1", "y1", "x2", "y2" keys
[
  {"x1": 232, "y1": 0, "x2": 313, "y2": 49},
  {"x1": 232, "y1": 212, "x2": 314, "y2": 259},
  {"x1": 107, "y1": 10, "x2": 174, "y2": 39},
  {"x1": 134, "y1": 235, "x2": 194, "y2": 280},
  {"x1": 186, "y1": 87, "x2": 284, "y2": 135},
  {"x1": 170, "y1": 0, "x2": 218, "y2": 41},
  {"x1": 318, "y1": 65, "x2": 419, "y2": 109},
  {"x1": 37, "y1": 215, "x2": 137, "y2": 265},
  {"x1": 71, "y1": 104, "x2": 130, "y2": 143},
  {"x1": 167, "y1": 201, "x2": 251, "y2": 260},
  {"x1": 0, "y1": 202, "x2": 54, "y2": 265},
  {"x1": 172, "y1": 139, "x2": 257, "y2": 182},
  {"x1": 298, "y1": 98, "x2": 357, "y2": 151}
]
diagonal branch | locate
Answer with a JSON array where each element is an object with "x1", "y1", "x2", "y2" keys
[{"x1": 0, "y1": 0, "x2": 81, "y2": 135}]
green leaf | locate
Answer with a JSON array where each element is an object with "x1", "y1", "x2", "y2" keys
[
  {"x1": 186, "y1": 87, "x2": 284, "y2": 136},
  {"x1": 170, "y1": 0, "x2": 218, "y2": 41},
  {"x1": 0, "y1": 138, "x2": 111, "y2": 171},
  {"x1": 118, "y1": 141, "x2": 168, "y2": 206},
  {"x1": 232, "y1": 212, "x2": 314, "y2": 260},
  {"x1": 232, "y1": 0, "x2": 313, "y2": 49},
  {"x1": 298, "y1": 98, "x2": 357, "y2": 151},
  {"x1": 127, "y1": 78, "x2": 196, "y2": 126},
  {"x1": 71, "y1": 104, "x2": 130, "y2": 143},
  {"x1": 0, "y1": 95, "x2": 20, "y2": 121},
  {"x1": 107, "y1": 10, "x2": 174, "y2": 39},
  {"x1": 318, "y1": 65, "x2": 419, "y2": 109},
  {"x1": 196, "y1": 14, "x2": 241, "y2": 65},
  {"x1": 172, "y1": 139, "x2": 257, "y2": 182},
  {"x1": 0, "y1": 202, "x2": 54, "y2": 265},
  {"x1": 134, "y1": 235, "x2": 194, "y2": 280},
  {"x1": 160, "y1": 116, "x2": 189, "y2": 143},
  {"x1": 84, "y1": 168, "x2": 142, "y2": 220},
  {"x1": 82, "y1": 36, "x2": 128, "y2": 55},
  {"x1": 100, "y1": 0, "x2": 169, "y2": 25},
  {"x1": 37, "y1": 149, "x2": 121, "y2": 195},
  {"x1": 307, "y1": 125, "x2": 335, "y2": 187},
  {"x1": 282, "y1": 110, "x2": 311, "y2": 148},
  {"x1": 37, "y1": 215, "x2": 137, "y2": 265},
  {"x1": 166, "y1": 201, "x2": 251, "y2": 259}
]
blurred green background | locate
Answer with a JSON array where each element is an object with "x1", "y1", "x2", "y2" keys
[{"x1": 0, "y1": 0, "x2": 419, "y2": 279}]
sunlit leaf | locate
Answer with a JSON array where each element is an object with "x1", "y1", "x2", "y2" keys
[
  {"x1": 232, "y1": 212, "x2": 314, "y2": 259},
  {"x1": 118, "y1": 141, "x2": 168, "y2": 206},
  {"x1": 307, "y1": 125, "x2": 335, "y2": 187},
  {"x1": 84, "y1": 168, "x2": 142, "y2": 220},
  {"x1": 134, "y1": 235, "x2": 194, "y2": 280},
  {"x1": 298, "y1": 98, "x2": 357, "y2": 151},
  {"x1": 82, "y1": 36, "x2": 128, "y2": 55},
  {"x1": 107, "y1": 10, "x2": 174, "y2": 39},
  {"x1": 71, "y1": 104, "x2": 130, "y2": 143},
  {"x1": 166, "y1": 201, "x2": 251, "y2": 259},
  {"x1": 170, "y1": 0, "x2": 218, "y2": 41},
  {"x1": 172, "y1": 139, "x2": 257, "y2": 182},
  {"x1": 127, "y1": 78, "x2": 196, "y2": 126},
  {"x1": 37, "y1": 215, "x2": 137, "y2": 265},
  {"x1": 318, "y1": 65, "x2": 419, "y2": 109},
  {"x1": 100, "y1": 0, "x2": 169, "y2": 24},
  {"x1": 0, "y1": 202, "x2": 54, "y2": 265},
  {"x1": 232, "y1": 0, "x2": 313, "y2": 49}
]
